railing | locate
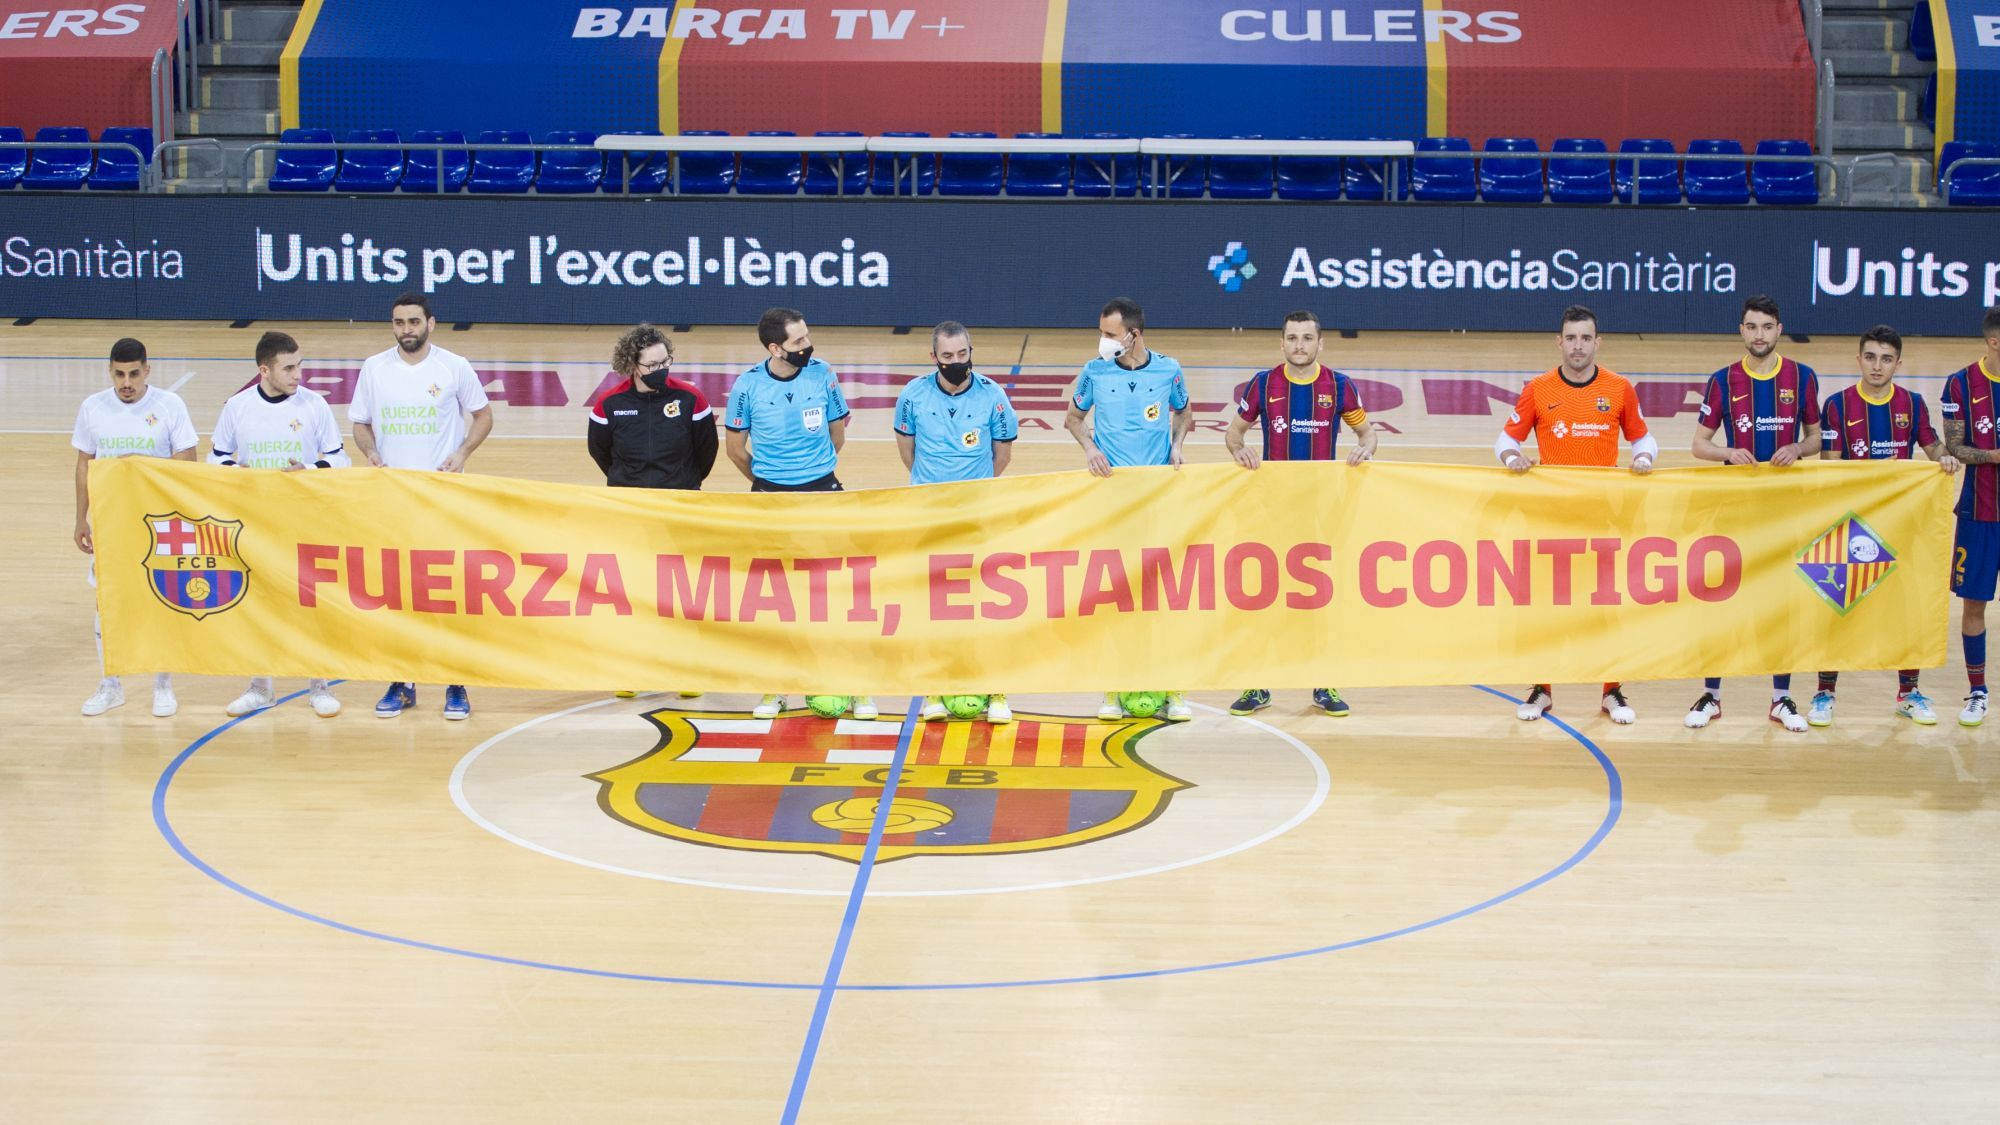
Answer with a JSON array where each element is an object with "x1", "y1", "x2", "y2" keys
[
  {"x1": 152, "y1": 137, "x2": 226, "y2": 192},
  {"x1": 1139, "y1": 138, "x2": 1414, "y2": 199},
  {"x1": 597, "y1": 134, "x2": 870, "y2": 195},
  {"x1": 150, "y1": 48, "x2": 174, "y2": 147},
  {"x1": 175, "y1": 0, "x2": 198, "y2": 114},
  {"x1": 1941, "y1": 157, "x2": 2000, "y2": 205},
  {"x1": 0, "y1": 140, "x2": 152, "y2": 187},
  {"x1": 235, "y1": 140, "x2": 604, "y2": 193}
]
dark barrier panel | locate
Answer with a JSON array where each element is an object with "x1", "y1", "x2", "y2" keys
[{"x1": 3, "y1": 196, "x2": 2000, "y2": 335}]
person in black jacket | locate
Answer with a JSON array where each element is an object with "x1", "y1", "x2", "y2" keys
[{"x1": 588, "y1": 323, "x2": 718, "y2": 489}]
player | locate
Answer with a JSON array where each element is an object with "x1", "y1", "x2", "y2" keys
[
  {"x1": 1687, "y1": 295, "x2": 1822, "y2": 732},
  {"x1": 349, "y1": 293, "x2": 494, "y2": 721},
  {"x1": 1224, "y1": 309, "x2": 1377, "y2": 719},
  {"x1": 1496, "y1": 305, "x2": 1658, "y2": 725},
  {"x1": 894, "y1": 321, "x2": 1020, "y2": 724},
  {"x1": 210, "y1": 331, "x2": 349, "y2": 717},
  {"x1": 724, "y1": 307, "x2": 876, "y2": 721},
  {"x1": 74, "y1": 337, "x2": 198, "y2": 718},
  {"x1": 1063, "y1": 297, "x2": 1195, "y2": 722},
  {"x1": 1939, "y1": 305, "x2": 2000, "y2": 727},
  {"x1": 1808, "y1": 325, "x2": 1957, "y2": 727}
]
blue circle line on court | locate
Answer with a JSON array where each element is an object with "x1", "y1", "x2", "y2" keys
[{"x1": 154, "y1": 685, "x2": 1622, "y2": 992}]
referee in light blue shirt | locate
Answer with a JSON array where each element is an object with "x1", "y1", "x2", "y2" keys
[
  {"x1": 724, "y1": 307, "x2": 850, "y2": 492},
  {"x1": 1065, "y1": 297, "x2": 1194, "y2": 723},
  {"x1": 896, "y1": 321, "x2": 1021, "y2": 726}
]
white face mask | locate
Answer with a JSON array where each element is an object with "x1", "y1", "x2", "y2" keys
[{"x1": 1098, "y1": 334, "x2": 1127, "y2": 363}]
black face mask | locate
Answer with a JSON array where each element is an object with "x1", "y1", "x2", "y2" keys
[
  {"x1": 639, "y1": 369, "x2": 670, "y2": 392},
  {"x1": 936, "y1": 361, "x2": 973, "y2": 386},
  {"x1": 780, "y1": 345, "x2": 814, "y2": 370}
]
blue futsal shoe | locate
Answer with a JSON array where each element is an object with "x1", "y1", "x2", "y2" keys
[
  {"x1": 374, "y1": 682, "x2": 415, "y2": 718},
  {"x1": 443, "y1": 684, "x2": 471, "y2": 721}
]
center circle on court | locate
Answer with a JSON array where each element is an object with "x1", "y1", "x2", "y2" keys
[{"x1": 450, "y1": 696, "x2": 1331, "y2": 897}]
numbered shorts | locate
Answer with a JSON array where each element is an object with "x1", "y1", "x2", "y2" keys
[{"x1": 1952, "y1": 517, "x2": 2000, "y2": 602}]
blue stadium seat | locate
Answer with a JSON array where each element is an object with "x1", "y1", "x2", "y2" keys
[
  {"x1": 1143, "y1": 134, "x2": 1204, "y2": 197},
  {"x1": 24, "y1": 126, "x2": 94, "y2": 190},
  {"x1": 1939, "y1": 140, "x2": 2000, "y2": 205},
  {"x1": 737, "y1": 130, "x2": 803, "y2": 195},
  {"x1": 1752, "y1": 139, "x2": 1818, "y2": 204},
  {"x1": 266, "y1": 127, "x2": 335, "y2": 192},
  {"x1": 0, "y1": 127, "x2": 24, "y2": 189},
  {"x1": 1207, "y1": 137, "x2": 1274, "y2": 199},
  {"x1": 1275, "y1": 138, "x2": 1341, "y2": 200},
  {"x1": 803, "y1": 131, "x2": 866, "y2": 195},
  {"x1": 673, "y1": 130, "x2": 735, "y2": 193},
  {"x1": 598, "y1": 131, "x2": 666, "y2": 193},
  {"x1": 1004, "y1": 132, "x2": 1069, "y2": 197},
  {"x1": 1408, "y1": 137, "x2": 1475, "y2": 201},
  {"x1": 333, "y1": 129, "x2": 403, "y2": 193},
  {"x1": 404, "y1": 130, "x2": 469, "y2": 193},
  {"x1": 1341, "y1": 144, "x2": 1392, "y2": 201},
  {"x1": 535, "y1": 130, "x2": 603, "y2": 194},
  {"x1": 1684, "y1": 139, "x2": 1749, "y2": 204},
  {"x1": 1074, "y1": 133, "x2": 1139, "y2": 197},
  {"x1": 89, "y1": 126, "x2": 152, "y2": 191},
  {"x1": 1547, "y1": 138, "x2": 1612, "y2": 204},
  {"x1": 940, "y1": 131, "x2": 1002, "y2": 196},
  {"x1": 1616, "y1": 139, "x2": 1680, "y2": 203},
  {"x1": 869, "y1": 131, "x2": 934, "y2": 195},
  {"x1": 1479, "y1": 137, "x2": 1544, "y2": 202},
  {"x1": 1910, "y1": 1, "x2": 1936, "y2": 62},
  {"x1": 468, "y1": 130, "x2": 537, "y2": 193}
]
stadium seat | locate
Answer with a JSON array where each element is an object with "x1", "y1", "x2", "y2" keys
[
  {"x1": 1616, "y1": 139, "x2": 1680, "y2": 203},
  {"x1": 869, "y1": 131, "x2": 935, "y2": 195},
  {"x1": 1684, "y1": 139, "x2": 1749, "y2": 204},
  {"x1": 940, "y1": 131, "x2": 1003, "y2": 196},
  {"x1": 1752, "y1": 139, "x2": 1818, "y2": 204},
  {"x1": 1207, "y1": 137, "x2": 1274, "y2": 199},
  {"x1": 1909, "y1": 1, "x2": 1936, "y2": 62},
  {"x1": 1479, "y1": 137, "x2": 1544, "y2": 202},
  {"x1": 737, "y1": 130, "x2": 803, "y2": 195},
  {"x1": 1004, "y1": 132, "x2": 1070, "y2": 197},
  {"x1": 24, "y1": 126, "x2": 94, "y2": 190},
  {"x1": 1074, "y1": 133, "x2": 1140, "y2": 197},
  {"x1": 671, "y1": 130, "x2": 734, "y2": 193},
  {"x1": 1143, "y1": 134, "x2": 1204, "y2": 198},
  {"x1": 598, "y1": 131, "x2": 666, "y2": 193},
  {"x1": 265, "y1": 127, "x2": 335, "y2": 192},
  {"x1": 1547, "y1": 138, "x2": 1613, "y2": 204},
  {"x1": 1341, "y1": 143, "x2": 1393, "y2": 201},
  {"x1": 803, "y1": 131, "x2": 866, "y2": 195},
  {"x1": 1938, "y1": 140, "x2": 2000, "y2": 205},
  {"x1": 468, "y1": 130, "x2": 537, "y2": 193},
  {"x1": 535, "y1": 130, "x2": 603, "y2": 194},
  {"x1": 332, "y1": 129, "x2": 403, "y2": 193},
  {"x1": 404, "y1": 130, "x2": 469, "y2": 193},
  {"x1": 1275, "y1": 138, "x2": 1341, "y2": 200},
  {"x1": 1408, "y1": 137, "x2": 1475, "y2": 201},
  {"x1": 89, "y1": 126, "x2": 152, "y2": 191},
  {"x1": 0, "y1": 127, "x2": 23, "y2": 189}
]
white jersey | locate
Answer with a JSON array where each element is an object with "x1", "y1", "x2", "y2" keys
[
  {"x1": 71, "y1": 385, "x2": 198, "y2": 460},
  {"x1": 348, "y1": 343, "x2": 490, "y2": 470},
  {"x1": 210, "y1": 385, "x2": 348, "y2": 470}
]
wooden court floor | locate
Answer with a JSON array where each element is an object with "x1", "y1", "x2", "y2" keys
[{"x1": 1, "y1": 320, "x2": 1996, "y2": 1122}]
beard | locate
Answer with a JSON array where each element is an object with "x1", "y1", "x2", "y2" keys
[{"x1": 398, "y1": 332, "x2": 428, "y2": 353}]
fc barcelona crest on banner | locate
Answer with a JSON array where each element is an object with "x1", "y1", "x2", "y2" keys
[
  {"x1": 142, "y1": 513, "x2": 249, "y2": 620},
  {"x1": 590, "y1": 708, "x2": 1191, "y2": 863},
  {"x1": 1795, "y1": 511, "x2": 1898, "y2": 615}
]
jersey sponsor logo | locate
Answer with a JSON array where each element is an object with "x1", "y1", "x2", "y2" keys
[
  {"x1": 1735, "y1": 414, "x2": 1753, "y2": 433},
  {"x1": 1851, "y1": 438, "x2": 1869, "y2": 458},
  {"x1": 1980, "y1": 417, "x2": 1994, "y2": 437},
  {"x1": 613, "y1": 409, "x2": 638, "y2": 416},
  {"x1": 664, "y1": 400, "x2": 682, "y2": 418},
  {"x1": 1795, "y1": 513, "x2": 1899, "y2": 616},
  {"x1": 143, "y1": 513, "x2": 249, "y2": 620},
  {"x1": 590, "y1": 707, "x2": 1190, "y2": 863},
  {"x1": 1271, "y1": 416, "x2": 1289, "y2": 434},
  {"x1": 1550, "y1": 420, "x2": 1569, "y2": 439}
]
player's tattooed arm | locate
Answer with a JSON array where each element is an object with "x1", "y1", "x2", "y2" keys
[
  {"x1": 1923, "y1": 439, "x2": 1962, "y2": 473},
  {"x1": 1944, "y1": 419, "x2": 2000, "y2": 464}
]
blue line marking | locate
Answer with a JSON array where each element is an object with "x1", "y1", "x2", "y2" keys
[
  {"x1": 780, "y1": 696, "x2": 922, "y2": 1124},
  {"x1": 153, "y1": 687, "x2": 1620, "y2": 992}
]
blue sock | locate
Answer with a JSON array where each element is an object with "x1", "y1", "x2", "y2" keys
[
  {"x1": 1967, "y1": 632, "x2": 1987, "y2": 694},
  {"x1": 1703, "y1": 677, "x2": 1721, "y2": 692},
  {"x1": 1772, "y1": 674, "x2": 1792, "y2": 693}
]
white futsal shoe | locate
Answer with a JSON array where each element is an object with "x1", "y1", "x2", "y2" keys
[
  {"x1": 753, "y1": 695, "x2": 785, "y2": 720},
  {"x1": 1600, "y1": 689, "x2": 1636, "y2": 725},
  {"x1": 850, "y1": 696, "x2": 879, "y2": 720},
  {"x1": 1769, "y1": 696, "x2": 1808, "y2": 733},
  {"x1": 1097, "y1": 692, "x2": 1124, "y2": 721},
  {"x1": 1807, "y1": 691, "x2": 1835, "y2": 728},
  {"x1": 1517, "y1": 686, "x2": 1553, "y2": 721},
  {"x1": 308, "y1": 680, "x2": 342, "y2": 718},
  {"x1": 1961, "y1": 692, "x2": 1989, "y2": 727},
  {"x1": 1163, "y1": 692, "x2": 1192, "y2": 722},
  {"x1": 985, "y1": 694, "x2": 1013, "y2": 724},
  {"x1": 152, "y1": 679, "x2": 178, "y2": 718},
  {"x1": 226, "y1": 682, "x2": 276, "y2": 717},
  {"x1": 1684, "y1": 692, "x2": 1721, "y2": 729},
  {"x1": 81, "y1": 677, "x2": 125, "y2": 717}
]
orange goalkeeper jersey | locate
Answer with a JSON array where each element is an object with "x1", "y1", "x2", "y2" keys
[{"x1": 1503, "y1": 366, "x2": 1649, "y2": 467}]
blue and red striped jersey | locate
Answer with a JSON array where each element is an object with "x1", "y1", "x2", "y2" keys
[
  {"x1": 1942, "y1": 359, "x2": 2000, "y2": 522},
  {"x1": 1234, "y1": 365, "x2": 1367, "y2": 462},
  {"x1": 1820, "y1": 384, "x2": 1938, "y2": 461},
  {"x1": 1697, "y1": 356, "x2": 1821, "y2": 462}
]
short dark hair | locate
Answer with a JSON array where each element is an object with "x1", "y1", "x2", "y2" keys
[
  {"x1": 108, "y1": 337, "x2": 147, "y2": 365},
  {"x1": 1858, "y1": 324, "x2": 1902, "y2": 356},
  {"x1": 612, "y1": 323, "x2": 671, "y2": 375},
  {"x1": 1742, "y1": 294, "x2": 1782, "y2": 322},
  {"x1": 1560, "y1": 304, "x2": 1598, "y2": 332},
  {"x1": 255, "y1": 331, "x2": 300, "y2": 369},
  {"x1": 1984, "y1": 305, "x2": 2000, "y2": 340},
  {"x1": 391, "y1": 292, "x2": 432, "y2": 319},
  {"x1": 1100, "y1": 297, "x2": 1144, "y2": 333},
  {"x1": 758, "y1": 307, "x2": 805, "y2": 348},
  {"x1": 930, "y1": 320, "x2": 971, "y2": 353},
  {"x1": 1282, "y1": 310, "x2": 1321, "y2": 333}
]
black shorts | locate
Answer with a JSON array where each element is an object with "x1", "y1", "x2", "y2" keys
[{"x1": 751, "y1": 472, "x2": 843, "y2": 493}]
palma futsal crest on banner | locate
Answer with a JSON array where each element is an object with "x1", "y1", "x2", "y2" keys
[{"x1": 1795, "y1": 511, "x2": 1898, "y2": 615}]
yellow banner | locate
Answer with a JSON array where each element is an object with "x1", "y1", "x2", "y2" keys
[{"x1": 92, "y1": 458, "x2": 1951, "y2": 692}]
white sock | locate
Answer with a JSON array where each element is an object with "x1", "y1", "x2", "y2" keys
[
  {"x1": 155, "y1": 672, "x2": 172, "y2": 691},
  {"x1": 250, "y1": 676, "x2": 274, "y2": 696},
  {"x1": 1772, "y1": 690, "x2": 1788, "y2": 704},
  {"x1": 310, "y1": 678, "x2": 330, "y2": 693}
]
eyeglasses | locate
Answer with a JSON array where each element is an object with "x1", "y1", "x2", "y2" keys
[{"x1": 638, "y1": 357, "x2": 672, "y2": 373}]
